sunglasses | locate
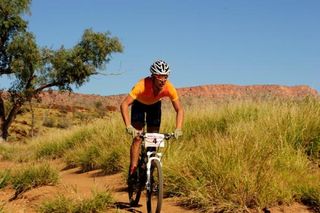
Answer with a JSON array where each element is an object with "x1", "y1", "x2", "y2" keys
[{"x1": 152, "y1": 74, "x2": 168, "y2": 80}]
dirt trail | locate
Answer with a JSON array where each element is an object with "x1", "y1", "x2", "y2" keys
[
  {"x1": 61, "y1": 167, "x2": 194, "y2": 213},
  {"x1": 0, "y1": 163, "x2": 196, "y2": 213},
  {"x1": 0, "y1": 161, "x2": 313, "y2": 213}
]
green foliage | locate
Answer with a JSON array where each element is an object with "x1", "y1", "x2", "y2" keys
[
  {"x1": 11, "y1": 163, "x2": 59, "y2": 197},
  {"x1": 8, "y1": 32, "x2": 41, "y2": 90},
  {"x1": 93, "y1": 101, "x2": 106, "y2": 118},
  {"x1": 74, "y1": 191, "x2": 114, "y2": 213},
  {"x1": 2, "y1": 98, "x2": 320, "y2": 211},
  {"x1": 162, "y1": 98, "x2": 320, "y2": 211},
  {"x1": 34, "y1": 126, "x2": 95, "y2": 159},
  {"x1": 99, "y1": 149, "x2": 123, "y2": 175},
  {"x1": 0, "y1": 0, "x2": 123, "y2": 139},
  {"x1": 38, "y1": 191, "x2": 114, "y2": 213},
  {"x1": 94, "y1": 101, "x2": 103, "y2": 109},
  {"x1": 38, "y1": 195, "x2": 74, "y2": 213},
  {"x1": 56, "y1": 118, "x2": 71, "y2": 129},
  {"x1": 42, "y1": 116, "x2": 55, "y2": 128},
  {"x1": 299, "y1": 185, "x2": 320, "y2": 212},
  {"x1": 48, "y1": 29, "x2": 123, "y2": 90},
  {"x1": 76, "y1": 145, "x2": 100, "y2": 172},
  {"x1": 0, "y1": 0, "x2": 30, "y2": 45},
  {"x1": 0, "y1": 170, "x2": 11, "y2": 189}
]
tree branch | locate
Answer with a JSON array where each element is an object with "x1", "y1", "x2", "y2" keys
[
  {"x1": 93, "y1": 70, "x2": 125, "y2": 76},
  {"x1": 0, "y1": 67, "x2": 12, "y2": 75},
  {"x1": 35, "y1": 82, "x2": 63, "y2": 93}
]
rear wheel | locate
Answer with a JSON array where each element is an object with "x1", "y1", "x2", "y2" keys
[{"x1": 146, "y1": 160, "x2": 163, "y2": 213}]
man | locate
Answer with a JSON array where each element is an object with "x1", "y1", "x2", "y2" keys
[{"x1": 120, "y1": 60, "x2": 184, "y2": 177}]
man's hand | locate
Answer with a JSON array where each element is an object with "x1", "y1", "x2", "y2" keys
[
  {"x1": 126, "y1": 125, "x2": 138, "y2": 138},
  {"x1": 174, "y1": 128, "x2": 183, "y2": 139}
]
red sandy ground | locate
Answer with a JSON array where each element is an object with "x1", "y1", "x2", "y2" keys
[
  {"x1": 0, "y1": 84, "x2": 318, "y2": 212},
  {"x1": 0, "y1": 160, "x2": 313, "y2": 213}
]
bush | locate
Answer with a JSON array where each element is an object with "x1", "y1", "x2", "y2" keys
[
  {"x1": 39, "y1": 191, "x2": 114, "y2": 213},
  {"x1": 42, "y1": 117, "x2": 55, "y2": 128},
  {"x1": 0, "y1": 170, "x2": 11, "y2": 189},
  {"x1": 11, "y1": 163, "x2": 59, "y2": 198},
  {"x1": 56, "y1": 118, "x2": 71, "y2": 129},
  {"x1": 99, "y1": 150, "x2": 123, "y2": 175},
  {"x1": 163, "y1": 99, "x2": 320, "y2": 211}
]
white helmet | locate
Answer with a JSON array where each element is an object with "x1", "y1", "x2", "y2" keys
[{"x1": 150, "y1": 60, "x2": 170, "y2": 75}]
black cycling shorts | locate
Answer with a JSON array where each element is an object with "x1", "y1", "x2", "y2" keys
[{"x1": 131, "y1": 100, "x2": 161, "y2": 128}]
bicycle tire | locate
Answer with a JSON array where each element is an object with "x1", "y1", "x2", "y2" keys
[
  {"x1": 128, "y1": 167, "x2": 142, "y2": 207},
  {"x1": 147, "y1": 159, "x2": 163, "y2": 213}
]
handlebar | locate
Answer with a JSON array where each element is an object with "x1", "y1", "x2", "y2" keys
[{"x1": 139, "y1": 132, "x2": 175, "y2": 140}]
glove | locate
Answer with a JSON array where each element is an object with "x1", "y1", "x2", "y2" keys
[
  {"x1": 174, "y1": 128, "x2": 183, "y2": 139},
  {"x1": 126, "y1": 125, "x2": 138, "y2": 138}
]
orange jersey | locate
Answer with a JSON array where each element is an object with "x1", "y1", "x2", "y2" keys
[{"x1": 129, "y1": 77, "x2": 179, "y2": 105}]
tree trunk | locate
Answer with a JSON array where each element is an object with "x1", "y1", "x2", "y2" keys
[
  {"x1": 29, "y1": 100, "x2": 34, "y2": 137},
  {"x1": 0, "y1": 96, "x2": 5, "y2": 141},
  {"x1": 1, "y1": 103, "x2": 21, "y2": 140}
]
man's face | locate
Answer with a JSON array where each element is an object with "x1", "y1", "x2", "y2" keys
[{"x1": 152, "y1": 74, "x2": 168, "y2": 89}]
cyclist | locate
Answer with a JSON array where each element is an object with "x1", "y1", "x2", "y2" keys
[{"x1": 120, "y1": 59, "x2": 184, "y2": 178}]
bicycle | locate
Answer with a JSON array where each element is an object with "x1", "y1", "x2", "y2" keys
[{"x1": 128, "y1": 132, "x2": 174, "y2": 213}]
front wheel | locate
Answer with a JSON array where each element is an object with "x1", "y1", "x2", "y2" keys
[
  {"x1": 147, "y1": 160, "x2": 163, "y2": 213},
  {"x1": 128, "y1": 167, "x2": 143, "y2": 207}
]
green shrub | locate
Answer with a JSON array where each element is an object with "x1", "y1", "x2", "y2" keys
[
  {"x1": 74, "y1": 191, "x2": 114, "y2": 213},
  {"x1": 38, "y1": 195, "x2": 74, "y2": 213},
  {"x1": 11, "y1": 163, "x2": 59, "y2": 198},
  {"x1": 3, "y1": 99, "x2": 320, "y2": 212},
  {"x1": 56, "y1": 118, "x2": 71, "y2": 129},
  {"x1": 163, "y1": 98, "x2": 320, "y2": 211},
  {"x1": 39, "y1": 191, "x2": 114, "y2": 213},
  {"x1": 298, "y1": 185, "x2": 320, "y2": 212},
  {"x1": 99, "y1": 150, "x2": 123, "y2": 175},
  {"x1": 77, "y1": 145, "x2": 100, "y2": 172},
  {"x1": 35, "y1": 127, "x2": 94, "y2": 159},
  {"x1": 0, "y1": 170, "x2": 11, "y2": 189},
  {"x1": 42, "y1": 116, "x2": 55, "y2": 128}
]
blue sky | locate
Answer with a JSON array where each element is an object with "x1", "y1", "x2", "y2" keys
[{"x1": 1, "y1": 0, "x2": 319, "y2": 95}]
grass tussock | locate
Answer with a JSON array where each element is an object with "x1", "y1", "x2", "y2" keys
[
  {"x1": 38, "y1": 190, "x2": 114, "y2": 213},
  {"x1": 1, "y1": 97, "x2": 320, "y2": 211},
  {"x1": 162, "y1": 98, "x2": 320, "y2": 211},
  {"x1": 0, "y1": 170, "x2": 11, "y2": 189},
  {"x1": 11, "y1": 163, "x2": 59, "y2": 198}
]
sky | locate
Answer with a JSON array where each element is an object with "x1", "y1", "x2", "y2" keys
[{"x1": 1, "y1": 0, "x2": 319, "y2": 96}]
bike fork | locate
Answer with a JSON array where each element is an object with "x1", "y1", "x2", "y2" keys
[{"x1": 146, "y1": 151, "x2": 162, "y2": 191}]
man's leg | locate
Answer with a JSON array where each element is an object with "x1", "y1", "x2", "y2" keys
[
  {"x1": 130, "y1": 123, "x2": 143, "y2": 175},
  {"x1": 130, "y1": 100, "x2": 146, "y2": 175}
]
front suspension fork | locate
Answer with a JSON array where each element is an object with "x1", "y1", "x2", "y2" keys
[{"x1": 146, "y1": 151, "x2": 162, "y2": 191}]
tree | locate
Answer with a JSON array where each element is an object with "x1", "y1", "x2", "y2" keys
[{"x1": 0, "y1": 0, "x2": 123, "y2": 140}]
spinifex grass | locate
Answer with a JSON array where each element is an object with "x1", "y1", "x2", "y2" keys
[
  {"x1": 38, "y1": 190, "x2": 114, "y2": 213},
  {"x1": 1, "y1": 97, "x2": 319, "y2": 211},
  {"x1": 10, "y1": 163, "x2": 59, "y2": 198},
  {"x1": 62, "y1": 117, "x2": 128, "y2": 173},
  {"x1": 0, "y1": 170, "x2": 11, "y2": 189},
  {"x1": 162, "y1": 98, "x2": 320, "y2": 211}
]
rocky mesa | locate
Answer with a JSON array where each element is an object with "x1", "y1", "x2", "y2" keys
[{"x1": 37, "y1": 84, "x2": 319, "y2": 110}]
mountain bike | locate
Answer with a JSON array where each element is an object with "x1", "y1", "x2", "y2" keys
[{"x1": 128, "y1": 132, "x2": 174, "y2": 213}]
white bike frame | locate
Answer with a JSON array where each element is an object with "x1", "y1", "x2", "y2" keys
[
  {"x1": 146, "y1": 151, "x2": 162, "y2": 191},
  {"x1": 142, "y1": 133, "x2": 172, "y2": 191}
]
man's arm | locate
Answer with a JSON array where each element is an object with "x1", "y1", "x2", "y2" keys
[
  {"x1": 171, "y1": 99, "x2": 184, "y2": 129},
  {"x1": 120, "y1": 95, "x2": 134, "y2": 127}
]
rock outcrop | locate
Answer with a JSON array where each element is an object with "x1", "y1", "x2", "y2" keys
[{"x1": 35, "y1": 84, "x2": 318, "y2": 111}]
